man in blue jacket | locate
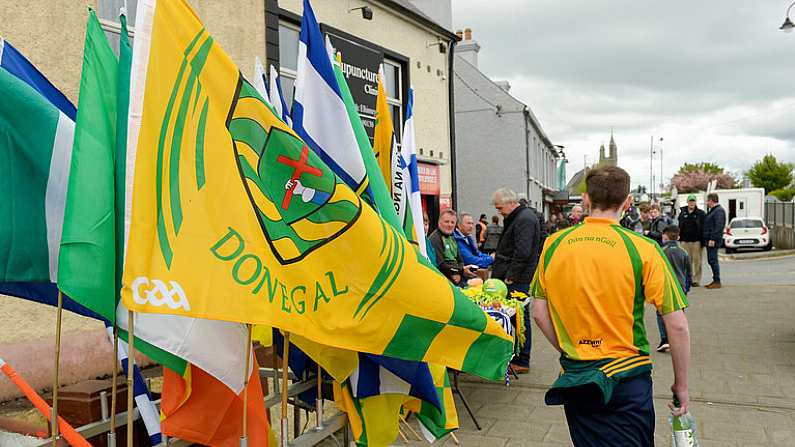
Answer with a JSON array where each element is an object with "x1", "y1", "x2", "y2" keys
[
  {"x1": 453, "y1": 212, "x2": 494, "y2": 269},
  {"x1": 703, "y1": 192, "x2": 727, "y2": 289}
]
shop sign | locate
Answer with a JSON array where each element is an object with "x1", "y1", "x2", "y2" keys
[{"x1": 417, "y1": 163, "x2": 440, "y2": 195}]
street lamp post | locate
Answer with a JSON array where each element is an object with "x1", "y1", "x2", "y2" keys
[
  {"x1": 649, "y1": 136, "x2": 654, "y2": 201},
  {"x1": 659, "y1": 138, "x2": 664, "y2": 198},
  {"x1": 650, "y1": 136, "x2": 663, "y2": 202},
  {"x1": 781, "y1": 2, "x2": 795, "y2": 32}
]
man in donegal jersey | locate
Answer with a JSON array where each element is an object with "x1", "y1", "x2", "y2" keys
[{"x1": 531, "y1": 165, "x2": 691, "y2": 447}]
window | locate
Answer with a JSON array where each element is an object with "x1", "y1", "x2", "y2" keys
[
  {"x1": 278, "y1": 21, "x2": 300, "y2": 107},
  {"x1": 383, "y1": 58, "x2": 403, "y2": 144},
  {"x1": 730, "y1": 219, "x2": 763, "y2": 229},
  {"x1": 98, "y1": 0, "x2": 137, "y2": 54}
]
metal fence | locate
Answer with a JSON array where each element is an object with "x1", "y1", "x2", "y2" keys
[{"x1": 765, "y1": 202, "x2": 795, "y2": 228}]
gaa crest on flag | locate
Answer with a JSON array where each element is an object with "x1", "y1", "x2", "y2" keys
[{"x1": 227, "y1": 79, "x2": 362, "y2": 264}]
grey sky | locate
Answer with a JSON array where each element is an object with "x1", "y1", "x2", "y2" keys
[{"x1": 452, "y1": 1, "x2": 795, "y2": 189}]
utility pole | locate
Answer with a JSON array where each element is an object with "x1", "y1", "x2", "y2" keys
[{"x1": 649, "y1": 136, "x2": 654, "y2": 201}]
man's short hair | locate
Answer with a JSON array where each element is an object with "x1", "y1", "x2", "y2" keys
[
  {"x1": 458, "y1": 212, "x2": 472, "y2": 222},
  {"x1": 663, "y1": 225, "x2": 680, "y2": 239},
  {"x1": 491, "y1": 215, "x2": 499, "y2": 224},
  {"x1": 649, "y1": 203, "x2": 661, "y2": 211},
  {"x1": 584, "y1": 166, "x2": 630, "y2": 211},
  {"x1": 639, "y1": 204, "x2": 650, "y2": 213},
  {"x1": 707, "y1": 192, "x2": 719, "y2": 203},
  {"x1": 439, "y1": 208, "x2": 457, "y2": 222},
  {"x1": 492, "y1": 188, "x2": 518, "y2": 205}
]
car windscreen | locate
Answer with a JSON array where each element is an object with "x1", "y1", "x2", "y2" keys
[{"x1": 730, "y1": 220, "x2": 763, "y2": 229}]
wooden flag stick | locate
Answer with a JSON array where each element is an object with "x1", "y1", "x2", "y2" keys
[
  {"x1": 450, "y1": 432, "x2": 460, "y2": 445},
  {"x1": 400, "y1": 415, "x2": 421, "y2": 441},
  {"x1": 315, "y1": 364, "x2": 324, "y2": 430},
  {"x1": 108, "y1": 326, "x2": 119, "y2": 447},
  {"x1": 280, "y1": 332, "x2": 290, "y2": 447},
  {"x1": 126, "y1": 310, "x2": 135, "y2": 446},
  {"x1": 240, "y1": 324, "x2": 252, "y2": 447},
  {"x1": 398, "y1": 427, "x2": 409, "y2": 443},
  {"x1": 51, "y1": 290, "x2": 64, "y2": 446}
]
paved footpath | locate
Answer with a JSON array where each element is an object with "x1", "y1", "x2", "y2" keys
[{"x1": 396, "y1": 255, "x2": 795, "y2": 446}]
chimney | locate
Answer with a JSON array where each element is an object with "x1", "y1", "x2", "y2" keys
[
  {"x1": 455, "y1": 26, "x2": 481, "y2": 67},
  {"x1": 495, "y1": 80, "x2": 511, "y2": 92}
]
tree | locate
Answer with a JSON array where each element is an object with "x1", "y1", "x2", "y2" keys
[
  {"x1": 677, "y1": 162, "x2": 725, "y2": 175},
  {"x1": 770, "y1": 187, "x2": 795, "y2": 202},
  {"x1": 747, "y1": 154, "x2": 794, "y2": 194},
  {"x1": 670, "y1": 162, "x2": 736, "y2": 193}
]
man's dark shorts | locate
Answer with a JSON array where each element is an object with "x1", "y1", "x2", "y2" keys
[{"x1": 558, "y1": 372, "x2": 655, "y2": 447}]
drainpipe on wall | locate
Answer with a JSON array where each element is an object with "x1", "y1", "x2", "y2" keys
[
  {"x1": 523, "y1": 106, "x2": 531, "y2": 200},
  {"x1": 448, "y1": 38, "x2": 458, "y2": 209}
]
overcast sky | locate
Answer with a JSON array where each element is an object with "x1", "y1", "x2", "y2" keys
[{"x1": 452, "y1": 1, "x2": 795, "y2": 189}]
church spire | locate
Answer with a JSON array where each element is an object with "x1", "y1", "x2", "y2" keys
[
  {"x1": 608, "y1": 130, "x2": 617, "y2": 162},
  {"x1": 599, "y1": 143, "x2": 606, "y2": 163}
]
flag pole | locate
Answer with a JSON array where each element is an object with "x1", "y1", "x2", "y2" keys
[
  {"x1": 280, "y1": 332, "x2": 290, "y2": 447},
  {"x1": 51, "y1": 290, "x2": 64, "y2": 446},
  {"x1": 240, "y1": 324, "x2": 252, "y2": 447},
  {"x1": 314, "y1": 364, "x2": 324, "y2": 430},
  {"x1": 126, "y1": 310, "x2": 135, "y2": 446},
  {"x1": 108, "y1": 326, "x2": 119, "y2": 447}
]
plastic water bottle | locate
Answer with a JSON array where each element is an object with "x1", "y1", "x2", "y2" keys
[{"x1": 669, "y1": 395, "x2": 700, "y2": 447}]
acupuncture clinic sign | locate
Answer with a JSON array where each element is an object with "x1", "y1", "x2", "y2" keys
[{"x1": 325, "y1": 31, "x2": 383, "y2": 142}]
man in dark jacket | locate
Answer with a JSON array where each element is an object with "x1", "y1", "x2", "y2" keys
[
  {"x1": 492, "y1": 188, "x2": 541, "y2": 373},
  {"x1": 678, "y1": 194, "x2": 706, "y2": 286},
  {"x1": 703, "y1": 193, "x2": 726, "y2": 289}
]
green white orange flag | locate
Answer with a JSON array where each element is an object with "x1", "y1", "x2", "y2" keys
[{"x1": 121, "y1": 0, "x2": 512, "y2": 380}]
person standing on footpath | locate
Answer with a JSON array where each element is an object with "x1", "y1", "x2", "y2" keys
[
  {"x1": 531, "y1": 166, "x2": 690, "y2": 447},
  {"x1": 678, "y1": 194, "x2": 706, "y2": 287},
  {"x1": 703, "y1": 192, "x2": 726, "y2": 289},
  {"x1": 491, "y1": 188, "x2": 541, "y2": 374},
  {"x1": 568, "y1": 205, "x2": 584, "y2": 226},
  {"x1": 476, "y1": 213, "x2": 488, "y2": 250},
  {"x1": 656, "y1": 225, "x2": 691, "y2": 353},
  {"x1": 482, "y1": 215, "x2": 502, "y2": 254}
]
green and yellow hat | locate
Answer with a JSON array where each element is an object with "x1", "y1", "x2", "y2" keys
[{"x1": 482, "y1": 278, "x2": 508, "y2": 300}]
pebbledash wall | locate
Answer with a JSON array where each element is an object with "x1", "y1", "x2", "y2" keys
[
  {"x1": 0, "y1": 0, "x2": 265, "y2": 401},
  {"x1": 0, "y1": 0, "x2": 456, "y2": 400}
]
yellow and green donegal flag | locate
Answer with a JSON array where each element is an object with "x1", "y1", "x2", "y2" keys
[{"x1": 121, "y1": 0, "x2": 512, "y2": 380}]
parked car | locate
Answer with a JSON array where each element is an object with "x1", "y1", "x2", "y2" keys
[{"x1": 724, "y1": 217, "x2": 772, "y2": 253}]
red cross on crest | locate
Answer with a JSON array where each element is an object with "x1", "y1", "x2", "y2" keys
[{"x1": 277, "y1": 145, "x2": 323, "y2": 210}]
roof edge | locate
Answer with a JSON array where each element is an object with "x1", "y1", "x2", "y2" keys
[{"x1": 374, "y1": 0, "x2": 459, "y2": 40}]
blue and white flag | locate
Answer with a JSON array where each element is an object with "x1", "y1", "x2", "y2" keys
[
  {"x1": 399, "y1": 87, "x2": 427, "y2": 255},
  {"x1": 291, "y1": 0, "x2": 366, "y2": 190},
  {"x1": 105, "y1": 325, "x2": 162, "y2": 446},
  {"x1": 269, "y1": 64, "x2": 292, "y2": 127}
]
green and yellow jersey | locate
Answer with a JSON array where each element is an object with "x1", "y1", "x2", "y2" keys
[{"x1": 531, "y1": 216, "x2": 688, "y2": 403}]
